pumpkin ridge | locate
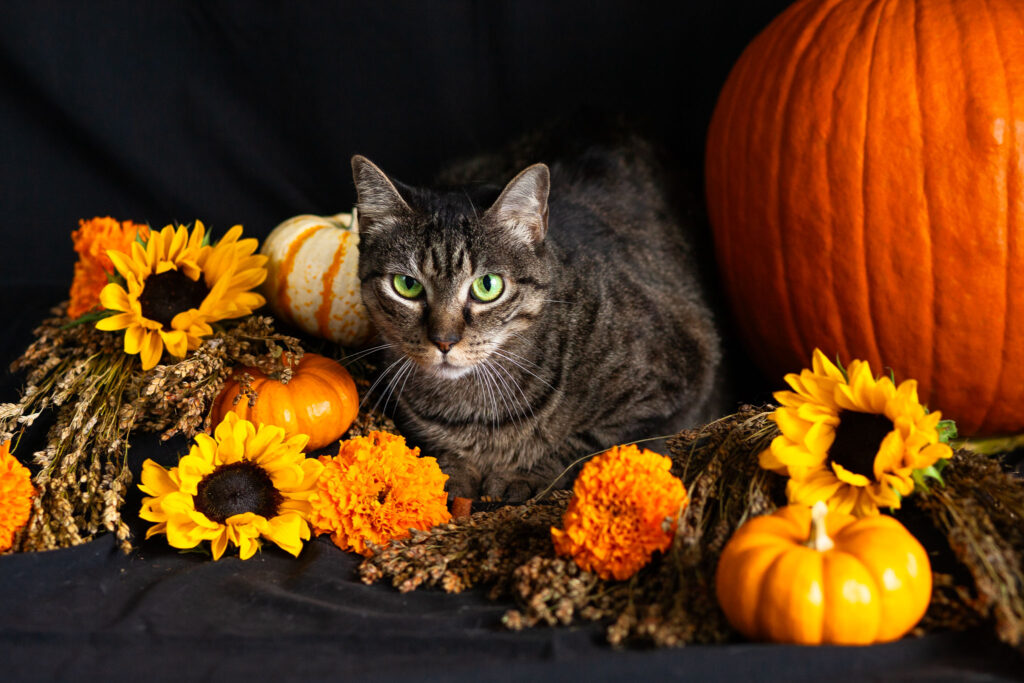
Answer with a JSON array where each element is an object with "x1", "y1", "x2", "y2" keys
[
  {"x1": 853, "y1": 0, "x2": 891, "y2": 372},
  {"x1": 771, "y1": 0, "x2": 842, "y2": 365},
  {"x1": 707, "y1": 0, "x2": 803, "y2": 343},
  {"x1": 315, "y1": 236, "x2": 348, "y2": 337},
  {"x1": 276, "y1": 225, "x2": 321, "y2": 326},
  {"x1": 820, "y1": 548, "x2": 881, "y2": 643},
  {"x1": 917, "y1": 0, "x2": 952, "y2": 425},
  {"x1": 255, "y1": 377, "x2": 296, "y2": 435},
  {"x1": 806, "y1": 0, "x2": 872, "y2": 370},
  {"x1": 292, "y1": 372, "x2": 339, "y2": 421},
  {"x1": 762, "y1": 544, "x2": 825, "y2": 644},
  {"x1": 305, "y1": 357, "x2": 357, "y2": 416},
  {"x1": 998, "y1": 0, "x2": 1024, "y2": 422},
  {"x1": 714, "y1": 0, "x2": 815, "y2": 373},
  {"x1": 908, "y1": 0, "x2": 938, "y2": 401},
  {"x1": 927, "y1": 0, "x2": 994, "y2": 434},
  {"x1": 786, "y1": 0, "x2": 854, "y2": 366},
  {"x1": 720, "y1": 542, "x2": 791, "y2": 639},
  {"x1": 836, "y1": 524, "x2": 930, "y2": 641},
  {"x1": 281, "y1": 371, "x2": 330, "y2": 435},
  {"x1": 971, "y1": 0, "x2": 1014, "y2": 430},
  {"x1": 813, "y1": 1, "x2": 853, "y2": 365},
  {"x1": 863, "y1": 0, "x2": 923, "y2": 381}
]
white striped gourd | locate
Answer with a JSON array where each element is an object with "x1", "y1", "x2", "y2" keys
[{"x1": 260, "y1": 212, "x2": 373, "y2": 346}]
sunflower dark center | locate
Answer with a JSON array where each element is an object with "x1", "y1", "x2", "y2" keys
[
  {"x1": 194, "y1": 461, "x2": 282, "y2": 523},
  {"x1": 138, "y1": 269, "x2": 209, "y2": 327},
  {"x1": 827, "y1": 410, "x2": 895, "y2": 479}
]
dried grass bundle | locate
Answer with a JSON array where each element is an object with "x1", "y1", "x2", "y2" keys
[
  {"x1": 361, "y1": 406, "x2": 1024, "y2": 650},
  {"x1": 1, "y1": 307, "x2": 304, "y2": 552}
]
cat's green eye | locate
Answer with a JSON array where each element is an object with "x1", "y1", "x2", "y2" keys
[
  {"x1": 470, "y1": 274, "x2": 504, "y2": 302},
  {"x1": 392, "y1": 274, "x2": 424, "y2": 299}
]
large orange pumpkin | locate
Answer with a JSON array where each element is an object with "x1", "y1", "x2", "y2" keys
[
  {"x1": 210, "y1": 353, "x2": 359, "y2": 451},
  {"x1": 706, "y1": 0, "x2": 1024, "y2": 436}
]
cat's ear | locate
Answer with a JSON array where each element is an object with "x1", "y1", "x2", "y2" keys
[
  {"x1": 485, "y1": 163, "x2": 550, "y2": 244},
  {"x1": 351, "y1": 155, "x2": 412, "y2": 233}
]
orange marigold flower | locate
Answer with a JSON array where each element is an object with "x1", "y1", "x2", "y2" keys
[
  {"x1": 0, "y1": 442, "x2": 35, "y2": 552},
  {"x1": 308, "y1": 431, "x2": 451, "y2": 556},
  {"x1": 551, "y1": 444, "x2": 688, "y2": 581},
  {"x1": 68, "y1": 216, "x2": 149, "y2": 318}
]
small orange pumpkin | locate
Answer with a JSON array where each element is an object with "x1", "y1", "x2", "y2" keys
[
  {"x1": 210, "y1": 353, "x2": 359, "y2": 451},
  {"x1": 715, "y1": 502, "x2": 931, "y2": 645}
]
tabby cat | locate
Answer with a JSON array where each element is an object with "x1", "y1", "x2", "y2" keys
[{"x1": 351, "y1": 128, "x2": 723, "y2": 500}]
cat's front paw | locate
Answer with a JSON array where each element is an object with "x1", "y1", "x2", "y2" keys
[
  {"x1": 480, "y1": 470, "x2": 549, "y2": 502},
  {"x1": 437, "y1": 456, "x2": 482, "y2": 500}
]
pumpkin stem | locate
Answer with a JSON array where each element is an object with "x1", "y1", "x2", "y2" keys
[{"x1": 806, "y1": 501, "x2": 835, "y2": 552}]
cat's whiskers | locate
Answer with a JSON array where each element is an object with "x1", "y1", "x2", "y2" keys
[
  {"x1": 482, "y1": 358, "x2": 523, "y2": 427},
  {"x1": 393, "y1": 358, "x2": 417, "y2": 413},
  {"x1": 462, "y1": 189, "x2": 480, "y2": 220},
  {"x1": 341, "y1": 343, "x2": 394, "y2": 366},
  {"x1": 490, "y1": 348, "x2": 555, "y2": 391},
  {"x1": 361, "y1": 355, "x2": 408, "y2": 411},
  {"x1": 471, "y1": 364, "x2": 500, "y2": 431},
  {"x1": 489, "y1": 356, "x2": 536, "y2": 423},
  {"x1": 374, "y1": 357, "x2": 414, "y2": 416},
  {"x1": 480, "y1": 358, "x2": 520, "y2": 429},
  {"x1": 492, "y1": 344, "x2": 543, "y2": 370},
  {"x1": 540, "y1": 299, "x2": 574, "y2": 305}
]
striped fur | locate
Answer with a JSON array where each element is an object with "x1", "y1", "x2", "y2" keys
[{"x1": 352, "y1": 134, "x2": 723, "y2": 500}]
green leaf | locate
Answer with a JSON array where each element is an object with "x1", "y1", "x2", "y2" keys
[
  {"x1": 833, "y1": 354, "x2": 849, "y2": 381},
  {"x1": 911, "y1": 461, "x2": 947, "y2": 494},
  {"x1": 937, "y1": 419, "x2": 958, "y2": 444},
  {"x1": 177, "y1": 544, "x2": 213, "y2": 558},
  {"x1": 104, "y1": 270, "x2": 126, "y2": 287},
  {"x1": 61, "y1": 309, "x2": 116, "y2": 329},
  {"x1": 201, "y1": 227, "x2": 212, "y2": 247}
]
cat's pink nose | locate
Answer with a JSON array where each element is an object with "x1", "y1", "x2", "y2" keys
[{"x1": 431, "y1": 334, "x2": 460, "y2": 354}]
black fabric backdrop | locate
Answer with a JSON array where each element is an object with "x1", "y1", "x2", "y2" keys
[{"x1": 2, "y1": 2, "x2": 1023, "y2": 681}]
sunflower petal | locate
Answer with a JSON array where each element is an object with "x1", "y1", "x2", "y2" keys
[
  {"x1": 98, "y1": 283, "x2": 132, "y2": 312},
  {"x1": 107, "y1": 249, "x2": 141, "y2": 280},
  {"x1": 138, "y1": 459, "x2": 179, "y2": 497},
  {"x1": 139, "y1": 330, "x2": 164, "y2": 370},
  {"x1": 95, "y1": 312, "x2": 137, "y2": 332},
  {"x1": 262, "y1": 512, "x2": 309, "y2": 557},
  {"x1": 786, "y1": 469, "x2": 844, "y2": 508},
  {"x1": 177, "y1": 452, "x2": 216, "y2": 493},
  {"x1": 830, "y1": 461, "x2": 872, "y2": 487},
  {"x1": 159, "y1": 328, "x2": 189, "y2": 359},
  {"x1": 123, "y1": 324, "x2": 146, "y2": 355},
  {"x1": 210, "y1": 529, "x2": 229, "y2": 561}
]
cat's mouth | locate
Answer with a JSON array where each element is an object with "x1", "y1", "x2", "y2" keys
[
  {"x1": 429, "y1": 358, "x2": 473, "y2": 380},
  {"x1": 402, "y1": 347, "x2": 475, "y2": 380}
]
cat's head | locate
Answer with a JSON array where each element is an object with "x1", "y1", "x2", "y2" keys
[{"x1": 352, "y1": 155, "x2": 552, "y2": 379}]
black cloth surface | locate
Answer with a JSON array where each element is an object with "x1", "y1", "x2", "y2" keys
[{"x1": 2, "y1": 3, "x2": 1024, "y2": 681}]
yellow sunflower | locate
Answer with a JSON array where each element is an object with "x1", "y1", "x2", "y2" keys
[
  {"x1": 760, "y1": 348, "x2": 953, "y2": 517},
  {"x1": 139, "y1": 413, "x2": 324, "y2": 560},
  {"x1": 96, "y1": 221, "x2": 267, "y2": 370}
]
